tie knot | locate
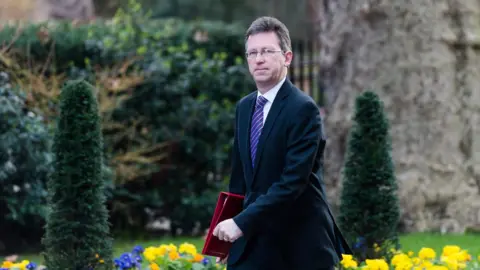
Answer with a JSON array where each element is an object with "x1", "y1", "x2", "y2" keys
[{"x1": 256, "y1": 96, "x2": 268, "y2": 107}]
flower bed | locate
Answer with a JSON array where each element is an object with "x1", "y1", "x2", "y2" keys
[
  {"x1": 2, "y1": 243, "x2": 479, "y2": 269},
  {"x1": 116, "y1": 243, "x2": 223, "y2": 270},
  {"x1": 341, "y1": 245, "x2": 480, "y2": 270},
  {"x1": 1, "y1": 242, "x2": 224, "y2": 270}
]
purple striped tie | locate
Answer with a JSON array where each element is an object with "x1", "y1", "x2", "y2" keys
[{"x1": 250, "y1": 95, "x2": 268, "y2": 167}]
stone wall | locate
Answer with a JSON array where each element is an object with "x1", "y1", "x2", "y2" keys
[
  {"x1": 0, "y1": 0, "x2": 35, "y2": 21},
  {"x1": 33, "y1": 0, "x2": 95, "y2": 21},
  {"x1": 0, "y1": 0, "x2": 94, "y2": 22},
  {"x1": 317, "y1": 0, "x2": 480, "y2": 233}
]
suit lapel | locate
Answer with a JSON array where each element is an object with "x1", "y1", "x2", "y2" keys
[{"x1": 251, "y1": 80, "x2": 291, "y2": 182}]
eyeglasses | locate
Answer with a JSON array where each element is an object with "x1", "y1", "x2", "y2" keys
[{"x1": 245, "y1": 49, "x2": 283, "y2": 59}]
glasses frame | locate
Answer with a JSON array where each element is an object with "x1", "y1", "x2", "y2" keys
[{"x1": 245, "y1": 49, "x2": 284, "y2": 59}]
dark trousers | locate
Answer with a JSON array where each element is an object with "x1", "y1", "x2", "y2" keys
[
  {"x1": 226, "y1": 235, "x2": 336, "y2": 270},
  {"x1": 227, "y1": 235, "x2": 288, "y2": 270},
  {"x1": 227, "y1": 264, "x2": 334, "y2": 270}
]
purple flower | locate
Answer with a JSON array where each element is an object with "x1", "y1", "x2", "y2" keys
[
  {"x1": 26, "y1": 262, "x2": 37, "y2": 270},
  {"x1": 114, "y1": 252, "x2": 141, "y2": 269},
  {"x1": 132, "y1": 245, "x2": 144, "y2": 254},
  {"x1": 354, "y1": 236, "x2": 365, "y2": 249},
  {"x1": 113, "y1": 258, "x2": 124, "y2": 267}
]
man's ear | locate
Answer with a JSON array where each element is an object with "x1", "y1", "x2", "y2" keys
[{"x1": 284, "y1": 50, "x2": 293, "y2": 67}]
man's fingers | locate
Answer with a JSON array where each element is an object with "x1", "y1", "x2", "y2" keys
[
  {"x1": 221, "y1": 255, "x2": 228, "y2": 264},
  {"x1": 224, "y1": 234, "x2": 231, "y2": 242},
  {"x1": 214, "y1": 220, "x2": 240, "y2": 242},
  {"x1": 217, "y1": 227, "x2": 224, "y2": 240},
  {"x1": 217, "y1": 255, "x2": 228, "y2": 264}
]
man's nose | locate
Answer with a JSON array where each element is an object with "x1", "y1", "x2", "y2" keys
[{"x1": 255, "y1": 54, "x2": 266, "y2": 63}]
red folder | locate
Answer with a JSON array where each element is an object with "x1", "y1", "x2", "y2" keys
[{"x1": 201, "y1": 191, "x2": 245, "y2": 258}]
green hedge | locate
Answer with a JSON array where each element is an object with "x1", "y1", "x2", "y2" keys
[{"x1": 0, "y1": 1, "x2": 254, "y2": 252}]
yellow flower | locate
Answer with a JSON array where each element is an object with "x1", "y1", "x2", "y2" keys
[
  {"x1": 419, "y1": 260, "x2": 433, "y2": 268},
  {"x1": 441, "y1": 256, "x2": 467, "y2": 270},
  {"x1": 158, "y1": 245, "x2": 169, "y2": 256},
  {"x1": 371, "y1": 243, "x2": 381, "y2": 253},
  {"x1": 407, "y1": 251, "x2": 414, "y2": 257},
  {"x1": 427, "y1": 266, "x2": 449, "y2": 270},
  {"x1": 1, "y1": 261, "x2": 13, "y2": 268},
  {"x1": 159, "y1": 244, "x2": 174, "y2": 255},
  {"x1": 193, "y1": 253, "x2": 204, "y2": 263},
  {"x1": 396, "y1": 261, "x2": 413, "y2": 270},
  {"x1": 166, "y1": 243, "x2": 177, "y2": 252},
  {"x1": 7, "y1": 260, "x2": 30, "y2": 270},
  {"x1": 364, "y1": 258, "x2": 389, "y2": 270},
  {"x1": 10, "y1": 260, "x2": 30, "y2": 270},
  {"x1": 412, "y1": 257, "x2": 421, "y2": 265},
  {"x1": 391, "y1": 253, "x2": 411, "y2": 266},
  {"x1": 168, "y1": 250, "x2": 180, "y2": 260},
  {"x1": 179, "y1": 242, "x2": 198, "y2": 256},
  {"x1": 150, "y1": 262, "x2": 161, "y2": 270},
  {"x1": 143, "y1": 247, "x2": 159, "y2": 261},
  {"x1": 445, "y1": 249, "x2": 470, "y2": 262},
  {"x1": 418, "y1": 247, "x2": 436, "y2": 260},
  {"x1": 442, "y1": 245, "x2": 461, "y2": 257},
  {"x1": 340, "y1": 254, "x2": 358, "y2": 268}
]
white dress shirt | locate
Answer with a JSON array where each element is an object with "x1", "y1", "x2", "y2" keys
[{"x1": 256, "y1": 76, "x2": 286, "y2": 124}]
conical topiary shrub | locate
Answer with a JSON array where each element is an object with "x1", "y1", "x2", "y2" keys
[
  {"x1": 42, "y1": 79, "x2": 113, "y2": 270},
  {"x1": 338, "y1": 90, "x2": 400, "y2": 262}
]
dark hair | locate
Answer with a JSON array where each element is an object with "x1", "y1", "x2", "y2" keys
[{"x1": 245, "y1": 16, "x2": 291, "y2": 52}]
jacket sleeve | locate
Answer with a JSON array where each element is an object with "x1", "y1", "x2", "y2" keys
[{"x1": 233, "y1": 101, "x2": 322, "y2": 237}]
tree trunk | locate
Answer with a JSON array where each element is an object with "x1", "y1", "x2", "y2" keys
[{"x1": 318, "y1": 0, "x2": 480, "y2": 233}]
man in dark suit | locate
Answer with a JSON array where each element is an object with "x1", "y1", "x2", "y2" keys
[{"x1": 212, "y1": 16, "x2": 352, "y2": 270}]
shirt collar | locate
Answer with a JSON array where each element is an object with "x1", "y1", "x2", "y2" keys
[{"x1": 257, "y1": 76, "x2": 286, "y2": 103}]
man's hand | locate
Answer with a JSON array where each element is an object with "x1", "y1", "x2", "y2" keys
[
  {"x1": 216, "y1": 255, "x2": 228, "y2": 264},
  {"x1": 213, "y1": 218, "x2": 243, "y2": 242}
]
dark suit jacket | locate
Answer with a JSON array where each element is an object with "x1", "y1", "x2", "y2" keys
[{"x1": 226, "y1": 79, "x2": 352, "y2": 269}]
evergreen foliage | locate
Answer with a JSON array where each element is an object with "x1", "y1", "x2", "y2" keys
[
  {"x1": 338, "y1": 91, "x2": 400, "y2": 261},
  {"x1": 0, "y1": 72, "x2": 53, "y2": 253},
  {"x1": 42, "y1": 80, "x2": 113, "y2": 270}
]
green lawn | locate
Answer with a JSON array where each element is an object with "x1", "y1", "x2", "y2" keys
[
  {"x1": 4, "y1": 233, "x2": 480, "y2": 265},
  {"x1": 398, "y1": 232, "x2": 480, "y2": 256}
]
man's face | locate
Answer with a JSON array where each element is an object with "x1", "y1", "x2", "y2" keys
[{"x1": 245, "y1": 32, "x2": 292, "y2": 88}]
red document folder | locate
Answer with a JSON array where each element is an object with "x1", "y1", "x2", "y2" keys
[{"x1": 201, "y1": 191, "x2": 245, "y2": 258}]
